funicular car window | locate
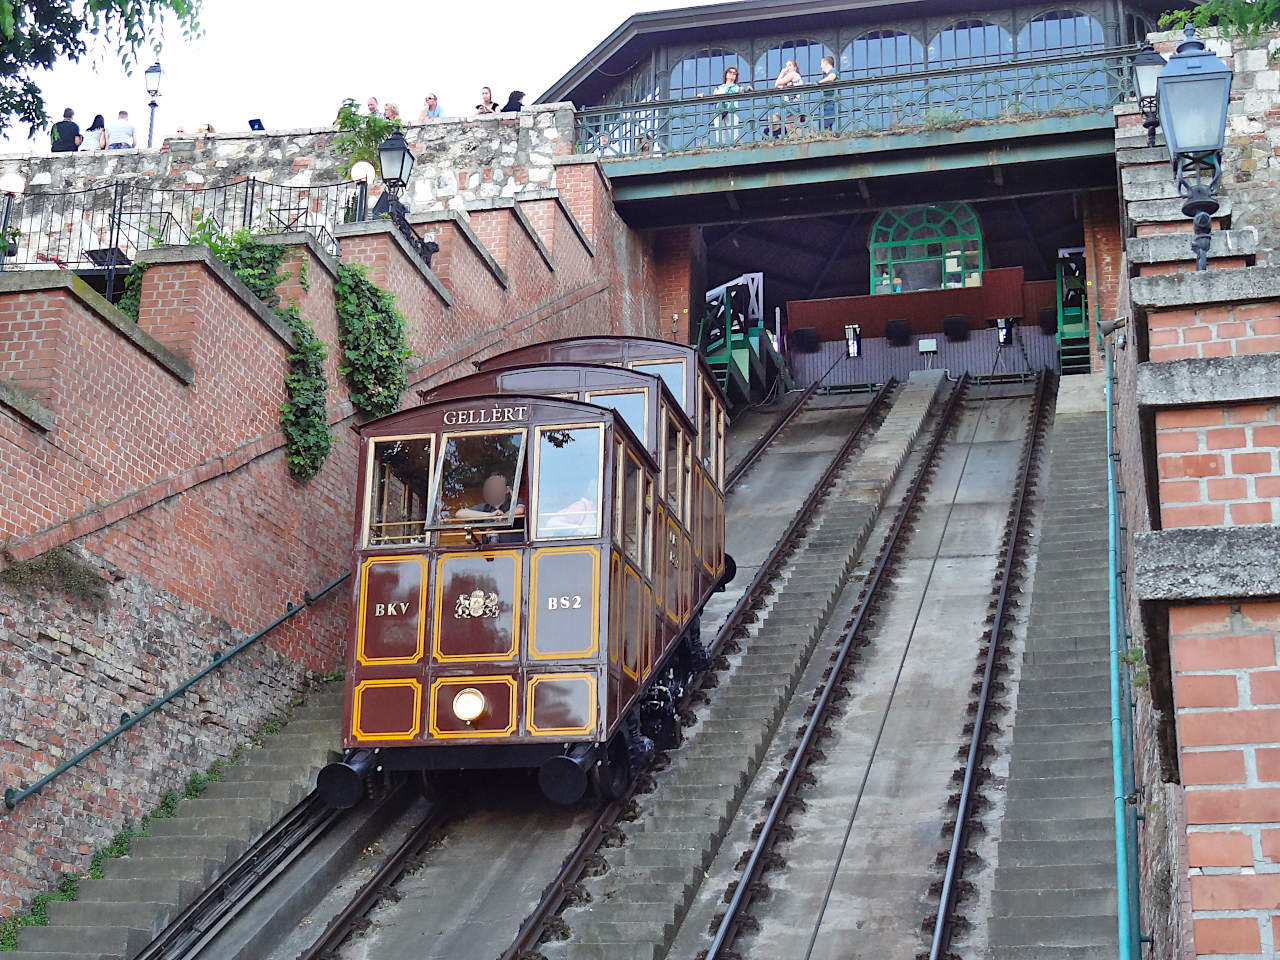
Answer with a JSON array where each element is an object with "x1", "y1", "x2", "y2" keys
[
  {"x1": 586, "y1": 390, "x2": 646, "y2": 441},
  {"x1": 622, "y1": 452, "x2": 642, "y2": 564},
  {"x1": 630, "y1": 360, "x2": 685, "y2": 413},
  {"x1": 701, "y1": 383, "x2": 715, "y2": 470},
  {"x1": 664, "y1": 415, "x2": 681, "y2": 520},
  {"x1": 533, "y1": 425, "x2": 603, "y2": 539},
  {"x1": 366, "y1": 436, "x2": 434, "y2": 547},
  {"x1": 432, "y1": 430, "x2": 526, "y2": 528}
]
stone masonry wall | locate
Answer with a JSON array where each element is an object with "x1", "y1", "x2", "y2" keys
[
  {"x1": 1115, "y1": 26, "x2": 1280, "y2": 960},
  {"x1": 0, "y1": 151, "x2": 664, "y2": 914}
]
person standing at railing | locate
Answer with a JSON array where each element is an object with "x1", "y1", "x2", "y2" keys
[
  {"x1": 85, "y1": 114, "x2": 106, "y2": 150},
  {"x1": 105, "y1": 110, "x2": 136, "y2": 149},
  {"x1": 819, "y1": 56, "x2": 839, "y2": 134},
  {"x1": 709, "y1": 66, "x2": 751, "y2": 146},
  {"x1": 476, "y1": 87, "x2": 499, "y2": 115},
  {"x1": 419, "y1": 94, "x2": 443, "y2": 121},
  {"x1": 771, "y1": 61, "x2": 803, "y2": 139},
  {"x1": 49, "y1": 108, "x2": 82, "y2": 152}
]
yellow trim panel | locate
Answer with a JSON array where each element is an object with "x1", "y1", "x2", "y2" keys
[
  {"x1": 351, "y1": 678, "x2": 422, "y2": 742},
  {"x1": 526, "y1": 672, "x2": 598, "y2": 737},
  {"x1": 355, "y1": 555, "x2": 428, "y2": 666}
]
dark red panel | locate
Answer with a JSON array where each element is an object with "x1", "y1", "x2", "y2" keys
[{"x1": 434, "y1": 553, "x2": 519, "y2": 661}]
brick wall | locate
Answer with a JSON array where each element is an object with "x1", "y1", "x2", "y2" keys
[
  {"x1": 1083, "y1": 188, "x2": 1124, "y2": 373},
  {"x1": 1155, "y1": 404, "x2": 1280, "y2": 528},
  {"x1": 0, "y1": 164, "x2": 662, "y2": 913},
  {"x1": 1116, "y1": 27, "x2": 1280, "y2": 960},
  {"x1": 1168, "y1": 601, "x2": 1280, "y2": 957}
]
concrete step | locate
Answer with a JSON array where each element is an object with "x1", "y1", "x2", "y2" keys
[
  {"x1": 1019, "y1": 674, "x2": 1110, "y2": 694},
  {"x1": 1006, "y1": 774, "x2": 1112, "y2": 800},
  {"x1": 1007, "y1": 722, "x2": 1111, "y2": 744},
  {"x1": 1016, "y1": 706, "x2": 1113, "y2": 727},
  {"x1": 16, "y1": 923, "x2": 150, "y2": 958},
  {"x1": 990, "y1": 947, "x2": 1117, "y2": 960},
  {"x1": 994, "y1": 862, "x2": 1117, "y2": 890},
  {"x1": 128, "y1": 832, "x2": 250, "y2": 862},
  {"x1": 44, "y1": 897, "x2": 174, "y2": 933},
  {"x1": 168, "y1": 795, "x2": 285, "y2": 823},
  {"x1": 73, "y1": 876, "x2": 201, "y2": 906},
  {"x1": 996, "y1": 839, "x2": 1115, "y2": 868},
  {"x1": 1001, "y1": 816, "x2": 1113, "y2": 842},
  {"x1": 198, "y1": 778, "x2": 307, "y2": 804},
  {"x1": 992, "y1": 885, "x2": 1117, "y2": 919},
  {"x1": 1005, "y1": 795, "x2": 1112, "y2": 822},
  {"x1": 145, "y1": 814, "x2": 269, "y2": 839},
  {"x1": 1008, "y1": 757, "x2": 1112, "y2": 781},
  {"x1": 101, "y1": 854, "x2": 222, "y2": 883},
  {"x1": 1010, "y1": 739, "x2": 1112, "y2": 762}
]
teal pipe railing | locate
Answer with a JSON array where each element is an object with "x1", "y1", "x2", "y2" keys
[
  {"x1": 1105, "y1": 342, "x2": 1141, "y2": 958},
  {"x1": 3, "y1": 571, "x2": 350, "y2": 813}
]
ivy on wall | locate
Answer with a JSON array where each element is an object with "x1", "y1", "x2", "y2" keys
[
  {"x1": 334, "y1": 262, "x2": 410, "y2": 417},
  {"x1": 187, "y1": 225, "x2": 331, "y2": 479}
]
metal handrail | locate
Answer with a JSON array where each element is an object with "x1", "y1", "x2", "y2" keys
[
  {"x1": 576, "y1": 45, "x2": 1139, "y2": 157},
  {"x1": 1105, "y1": 341, "x2": 1142, "y2": 959},
  {"x1": 2, "y1": 571, "x2": 351, "y2": 814}
]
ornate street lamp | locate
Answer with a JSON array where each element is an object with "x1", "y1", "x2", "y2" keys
[
  {"x1": 144, "y1": 61, "x2": 162, "y2": 148},
  {"x1": 377, "y1": 131, "x2": 414, "y2": 196},
  {"x1": 1158, "y1": 25, "x2": 1233, "y2": 272},
  {"x1": 373, "y1": 131, "x2": 438, "y2": 265},
  {"x1": 0, "y1": 172, "x2": 25, "y2": 271},
  {"x1": 1132, "y1": 44, "x2": 1167, "y2": 148}
]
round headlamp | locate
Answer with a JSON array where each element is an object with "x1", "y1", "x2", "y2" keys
[{"x1": 452, "y1": 687, "x2": 486, "y2": 723}]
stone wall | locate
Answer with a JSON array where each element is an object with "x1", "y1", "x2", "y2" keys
[
  {"x1": 0, "y1": 104, "x2": 577, "y2": 218},
  {"x1": 1114, "y1": 26, "x2": 1280, "y2": 960},
  {"x1": 0, "y1": 154, "x2": 665, "y2": 913}
]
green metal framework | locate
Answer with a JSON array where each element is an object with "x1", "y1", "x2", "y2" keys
[{"x1": 869, "y1": 203, "x2": 983, "y2": 295}]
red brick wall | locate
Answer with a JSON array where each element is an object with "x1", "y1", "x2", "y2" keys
[
  {"x1": 1155, "y1": 404, "x2": 1280, "y2": 528},
  {"x1": 1083, "y1": 188, "x2": 1123, "y2": 373},
  {"x1": 0, "y1": 172, "x2": 661, "y2": 914},
  {"x1": 1168, "y1": 600, "x2": 1280, "y2": 958},
  {"x1": 653, "y1": 226, "x2": 705, "y2": 344},
  {"x1": 1146, "y1": 302, "x2": 1280, "y2": 363}
]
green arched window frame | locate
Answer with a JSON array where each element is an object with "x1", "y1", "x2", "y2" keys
[{"x1": 869, "y1": 204, "x2": 984, "y2": 295}]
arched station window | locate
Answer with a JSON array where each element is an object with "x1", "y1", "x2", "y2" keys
[
  {"x1": 928, "y1": 19, "x2": 1013, "y2": 67},
  {"x1": 755, "y1": 38, "x2": 834, "y2": 83},
  {"x1": 668, "y1": 48, "x2": 750, "y2": 99},
  {"x1": 1016, "y1": 9, "x2": 1109, "y2": 111},
  {"x1": 1126, "y1": 12, "x2": 1153, "y2": 43},
  {"x1": 842, "y1": 30, "x2": 927, "y2": 131},
  {"x1": 1016, "y1": 9, "x2": 1106, "y2": 56},
  {"x1": 843, "y1": 30, "x2": 925, "y2": 78},
  {"x1": 927, "y1": 20, "x2": 1015, "y2": 118},
  {"x1": 869, "y1": 204, "x2": 984, "y2": 295}
]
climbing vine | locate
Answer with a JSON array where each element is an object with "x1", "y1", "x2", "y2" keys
[
  {"x1": 334, "y1": 262, "x2": 410, "y2": 417},
  {"x1": 189, "y1": 220, "x2": 333, "y2": 481},
  {"x1": 115, "y1": 262, "x2": 149, "y2": 322}
]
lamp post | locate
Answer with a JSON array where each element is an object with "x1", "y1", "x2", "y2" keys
[
  {"x1": 375, "y1": 131, "x2": 438, "y2": 265},
  {"x1": 1132, "y1": 44, "x2": 1167, "y2": 148},
  {"x1": 349, "y1": 160, "x2": 376, "y2": 221},
  {"x1": 1158, "y1": 25, "x2": 1233, "y2": 272},
  {"x1": 0, "y1": 172, "x2": 26, "y2": 272},
  {"x1": 144, "y1": 61, "x2": 162, "y2": 148}
]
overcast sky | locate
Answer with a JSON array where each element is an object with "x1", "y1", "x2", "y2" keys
[{"x1": 0, "y1": 0, "x2": 725, "y2": 153}]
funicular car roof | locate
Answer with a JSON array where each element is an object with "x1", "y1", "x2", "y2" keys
[
  {"x1": 415, "y1": 362, "x2": 698, "y2": 436},
  {"x1": 357, "y1": 393, "x2": 659, "y2": 473},
  {"x1": 474, "y1": 335, "x2": 731, "y2": 412}
]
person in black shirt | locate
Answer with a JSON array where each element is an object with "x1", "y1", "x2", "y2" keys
[
  {"x1": 500, "y1": 91, "x2": 525, "y2": 113},
  {"x1": 50, "y1": 108, "x2": 82, "y2": 152}
]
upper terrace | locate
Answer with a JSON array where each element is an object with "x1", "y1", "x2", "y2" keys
[{"x1": 545, "y1": 0, "x2": 1171, "y2": 224}]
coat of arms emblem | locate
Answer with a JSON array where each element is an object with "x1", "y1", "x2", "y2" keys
[{"x1": 454, "y1": 589, "x2": 501, "y2": 619}]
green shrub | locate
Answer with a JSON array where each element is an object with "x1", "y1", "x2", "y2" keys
[{"x1": 335, "y1": 262, "x2": 409, "y2": 417}]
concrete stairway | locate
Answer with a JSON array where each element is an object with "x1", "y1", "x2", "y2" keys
[
  {"x1": 989, "y1": 382, "x2": 1119, "y2": 960},
  {"x1": 9, "y1": 682, "x2": 344, "y2": 960},
  {"x1": 546, "y1": 372, "x2": 945, "y2": 960}
]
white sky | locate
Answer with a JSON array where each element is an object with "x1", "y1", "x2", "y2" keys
[{"x1": 0, "y1": 0, "x2": 727, "y2": 152}]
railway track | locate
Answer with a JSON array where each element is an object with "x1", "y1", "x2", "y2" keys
[
  {"x1": 133, "y1": 379, "x2": 881, "y2": 960},
  {"x1": 697, "y1": 374, "x2": 1050, "y2": 960},
  {"x1": 501, "y1": 381, "x2": 895, "y2": 960}
]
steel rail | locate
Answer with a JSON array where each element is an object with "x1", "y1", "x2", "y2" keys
[
  {"x1": 723, "y1": 355, "x2": 844, "y2": 491},
  {"x1": 711, "y1": 379, "x2": 894, "y2": 656},
  {"x1": 927, "y1": 372, "x2": 1049, "y2": 959},
  {"x1": 501, "y1": 379, "x2": 894, "y2": 960},
  {"x1": 296, "y1": 802, "x2": 453, "y2": 960},
  {"x1": 135, "y1": 793, "x2": 340, "y2": 960},
  {"x1": 708, "y1": 375, "x2": 970, "y2": 959}
]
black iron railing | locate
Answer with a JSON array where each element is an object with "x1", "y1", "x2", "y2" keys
[
  {"x1": 2, "y1": 177, "x2": 367, "y2": 298},
  {"x1": 576, "y1": 47, "x2": 1138, "y2": 158}
]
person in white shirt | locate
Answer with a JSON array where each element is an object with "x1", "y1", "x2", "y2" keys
[{"x1": 105, "y1": 110, "x2": 136, "y2": 149}]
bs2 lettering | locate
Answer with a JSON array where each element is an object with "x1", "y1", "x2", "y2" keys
[{"x1": 547, "y1": 595, "x2": 584, "y2": 610}]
